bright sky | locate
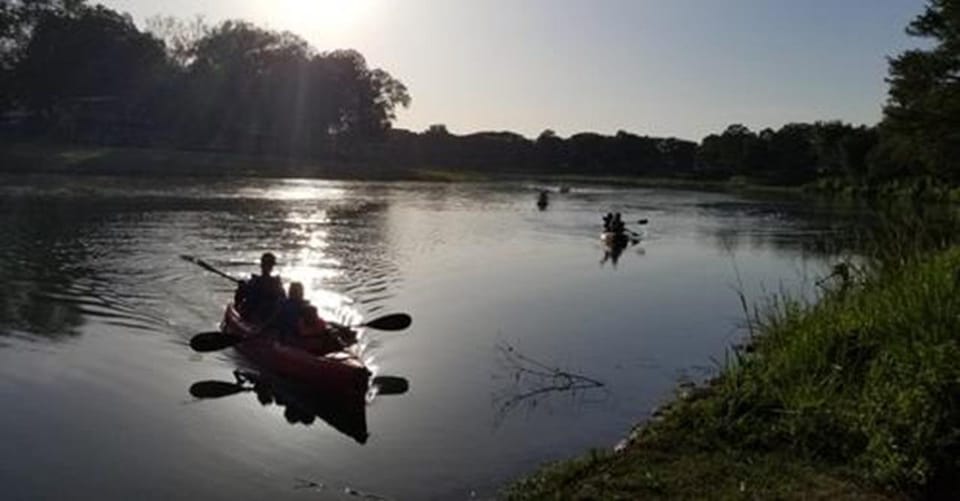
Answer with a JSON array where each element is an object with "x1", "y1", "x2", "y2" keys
[{"x1": 100, "y1": 0, "x2": 924, "y2": 141}]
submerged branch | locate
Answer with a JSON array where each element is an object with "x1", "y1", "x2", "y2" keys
[{"x1": 493, "y1": 342, "x2": 606, "y2": 425}]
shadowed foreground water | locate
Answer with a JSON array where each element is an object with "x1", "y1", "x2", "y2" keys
[{"x1": 0, "y1": 175, "x2": 869, "y2": 500}]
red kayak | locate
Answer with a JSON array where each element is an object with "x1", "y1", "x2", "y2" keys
[{"x1": 220, "y1": 304, "x2": 370, "y2": 397}]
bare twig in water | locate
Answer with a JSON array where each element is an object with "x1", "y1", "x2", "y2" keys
[
  {"x1": 492, "y1": 342, "x2": 606, "y2": 425},
  {"x1": 293, "y1": 477, "x2": 391, "y2": 501}
]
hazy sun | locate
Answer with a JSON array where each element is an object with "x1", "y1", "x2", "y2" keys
[{"x1": 266, "y1": 0, "x2": 376, "y2": 36}]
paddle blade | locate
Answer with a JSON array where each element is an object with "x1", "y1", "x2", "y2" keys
[
  {"x1": 190, "y1": 331, "x2": 241, "y2": 352},
  {"x1": 190, "y1": 380, "x2": 248, "y2": 399},
  {"x1": 373, "y1": 376, "x2": 409, "y2": 396},
  {"x1": 359, "y1": 313, "x2": 412, "y2": 331},
  {"x1": 637, "y1": 218, "x2": 649, "y2": 225}
]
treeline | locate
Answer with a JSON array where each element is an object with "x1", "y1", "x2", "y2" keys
[
  {"x1": 1, "y1": 0, "x2": 958, "y2": 190},
  {"x1": 697, "y1": 0, "x2": 960, "y2": 190},
  {"x1": 0, "y1": 0, "x2": 410, "y2": 153},
  {"x1": 362, "y1": 127, "x2": 700, "y2": 177},
  {"x1": 362, "y1": 121, "x2": 874, "y2": 183}
]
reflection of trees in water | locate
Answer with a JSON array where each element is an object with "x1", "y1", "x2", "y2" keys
[
  {"x1": 0, "y1": 198, "x2": 93, "y2": 339},
  {"x1": 702, "y1": 200, "x2": 960, "y2": 287},
  {"x1": 697, "y1": 199, "x2": 878, "y2": 259},
  {"x1": 0, "y1": 195, "x2": 176, "y2": 341},
  {"x1": 492, "y1": 342, "x2": 606, "y2": 426}
]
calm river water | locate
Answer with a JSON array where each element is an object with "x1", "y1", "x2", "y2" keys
[{"x1": 0, "y1": 175, "x2": 868, "y2": 500}]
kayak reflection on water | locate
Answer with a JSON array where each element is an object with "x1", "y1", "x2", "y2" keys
[
  {"x1": 600, "y1": 242, "x2": 627, "y2": 267},
  {"x1": 189, "y1": 370, "x2": 410, "y2": 444}
]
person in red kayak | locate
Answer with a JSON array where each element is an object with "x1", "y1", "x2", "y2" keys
[
  {"x1": 236, "y1": 252, "x2": 286, "y2": 323},
  {"x1": 278, "y1": 282, "x2": 342, "y2": 354}
]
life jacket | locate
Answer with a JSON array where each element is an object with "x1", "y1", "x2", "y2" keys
[
  {"x1": 237, "y1": 274, "x2": 285, "y2": 321},
  {"x1": 296, "y1": 305, "x2": 328, "y2": 337}
]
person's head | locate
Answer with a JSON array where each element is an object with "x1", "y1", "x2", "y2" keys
[
  {"x1": 260, "y1": 252, "x2": 277, "y2": 274},
  {"x1": 288, "y1": 281, "x2": 304, "y2": 301}
]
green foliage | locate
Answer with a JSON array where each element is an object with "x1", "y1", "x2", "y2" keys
[
  {"x1": 668, "y1": 246, "x2": 960, "y2": 492},
  {"x1": 167, "y1": 21, "x2": 409, "y2": 150},
  {"x1": 883, "y1": 0, "x2": 960, "y2": 183},
  {"x1": 0, "y1": 1, "x2": 409, "y2": 150},
  {"x1": 16, "y1": 5, "x2": 167, "y2": 112},
  {"x1": 697, "y1": 122, "x2": 879, "y2": 186}
]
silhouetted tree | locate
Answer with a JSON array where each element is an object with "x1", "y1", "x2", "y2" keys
[
  {"x1": 883, "y1": 0, "x2": 960, "y2": 182},
  {"x1": 145, "y1": 15, "x2": 208, "y2": 68},
  {"x1": 1, "y1": 0, "x2": 87, "y2": 112},
  {"x1": 13, "y1": 3, "x2": 168, "y2": 142},
  {"x1": 168, "y1": 21, "x2": 409, "y2": 151}
]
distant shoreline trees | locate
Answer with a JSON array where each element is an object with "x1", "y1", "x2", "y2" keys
[{"x1": 0, "y1": 0, "x2": 957, "y2": 189}]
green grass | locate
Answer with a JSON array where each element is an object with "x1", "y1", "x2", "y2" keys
[
  {"x1": 809, "y1": 177, "x2": 960, "y2": 203},
  {"x1": 508, "y1": 245, "x2": 960, "y2": 499}
]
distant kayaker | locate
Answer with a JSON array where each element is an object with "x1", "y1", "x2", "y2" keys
[
  {"x1": 611, "y1": 213, "x2": 625, "y2": 235},
  {"x1": 602, "y1": 212, "x2": 613, "y2": 231},
  {"x1": 236, "y1": 252, "x2": 286, "y2": 322}
]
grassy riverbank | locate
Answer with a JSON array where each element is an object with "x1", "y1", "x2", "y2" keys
[
  {"x1": 508, "y1": 244, "x2": 960, "y2": 499},
  {"x1": 0, "y1": 141, "x2": 809, "y2": 196},
  {"x1": 809, "y1": 178, "x2": 960, "y2": 204}
]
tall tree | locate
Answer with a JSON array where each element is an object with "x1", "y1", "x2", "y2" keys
[
  {"x1": 176, "y1": 21, "x2": 409, "y2": 151},
  {"x1": 883, "y1": 0, "x2": 960, "y2": 181},
  {"x1": 15, "y1": 4, "x2": 167, "y2": 115},
  {"x1": 1, "y1": 0, "x2": 87, "y2": 111}
]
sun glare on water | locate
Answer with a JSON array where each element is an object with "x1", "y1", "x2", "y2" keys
[{"x1": 263, "y1": 0, "x2": 377, "y2": 36}]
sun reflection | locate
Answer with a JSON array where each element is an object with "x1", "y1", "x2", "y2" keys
[
  {"x1": 275, "y1": 207, "x2": 370, "y2": 366},
  {"x1": 245, "y1": 179, "x2": 347, "y2": 201}
]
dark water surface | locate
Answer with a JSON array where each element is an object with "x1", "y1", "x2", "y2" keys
[{"x1": 0, "y1": 175, "x2": 867, "y2": 500}]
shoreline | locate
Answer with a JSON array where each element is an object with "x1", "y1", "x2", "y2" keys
[
  {"x1": 0, "y1": 141, "x2": 803, "y2": 196},
  {"x1": 506, "y1": 245, "x2": 960, "y2": 499},
  {"x1": 6, "y1": 141, "x2": 956, "y2": 203}
]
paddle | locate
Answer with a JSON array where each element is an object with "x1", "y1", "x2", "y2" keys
[
  {"x1": 180, "y1": 254, "x2": 242, "y2": 284},
  {"x1": 189, "y1": 312, "x2": 413, "y2": 353},
  {"x1": 190, "y1": 380, "x2": 249, "y2": 399},
  {"x1": 623, "y1": 219, "x2": 648, "y2": 239},
  {"x1": 190, "y1": 375, "x2": 410, "y2": 399},
  {"x1": 372, "y1": 375, "x2": 410, "y2": 396}
]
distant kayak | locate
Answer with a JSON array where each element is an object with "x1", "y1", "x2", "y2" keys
[
  {"x1": 220, "y1": 304, "x2": 370, "y2": 398},
  {"x1": 601, "y1": 231, "x2": 632, "y2": 248},
  {"x1": 537, "y1": 190, "x2": 549, "y2": 209}
]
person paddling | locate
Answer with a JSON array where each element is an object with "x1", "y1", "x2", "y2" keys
[
  {"x1": 611, "y1": 212, "x2": 625, "y2": 235},
  {"x1": 602, "y1": 212, "x2": 613, "y2": 232},
  {"x1": 235, "y1": 252, "x2": 286, "y2": 323},
  {"x1": 537, "y1": 190, "x2": 549, "y2": 209}
]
